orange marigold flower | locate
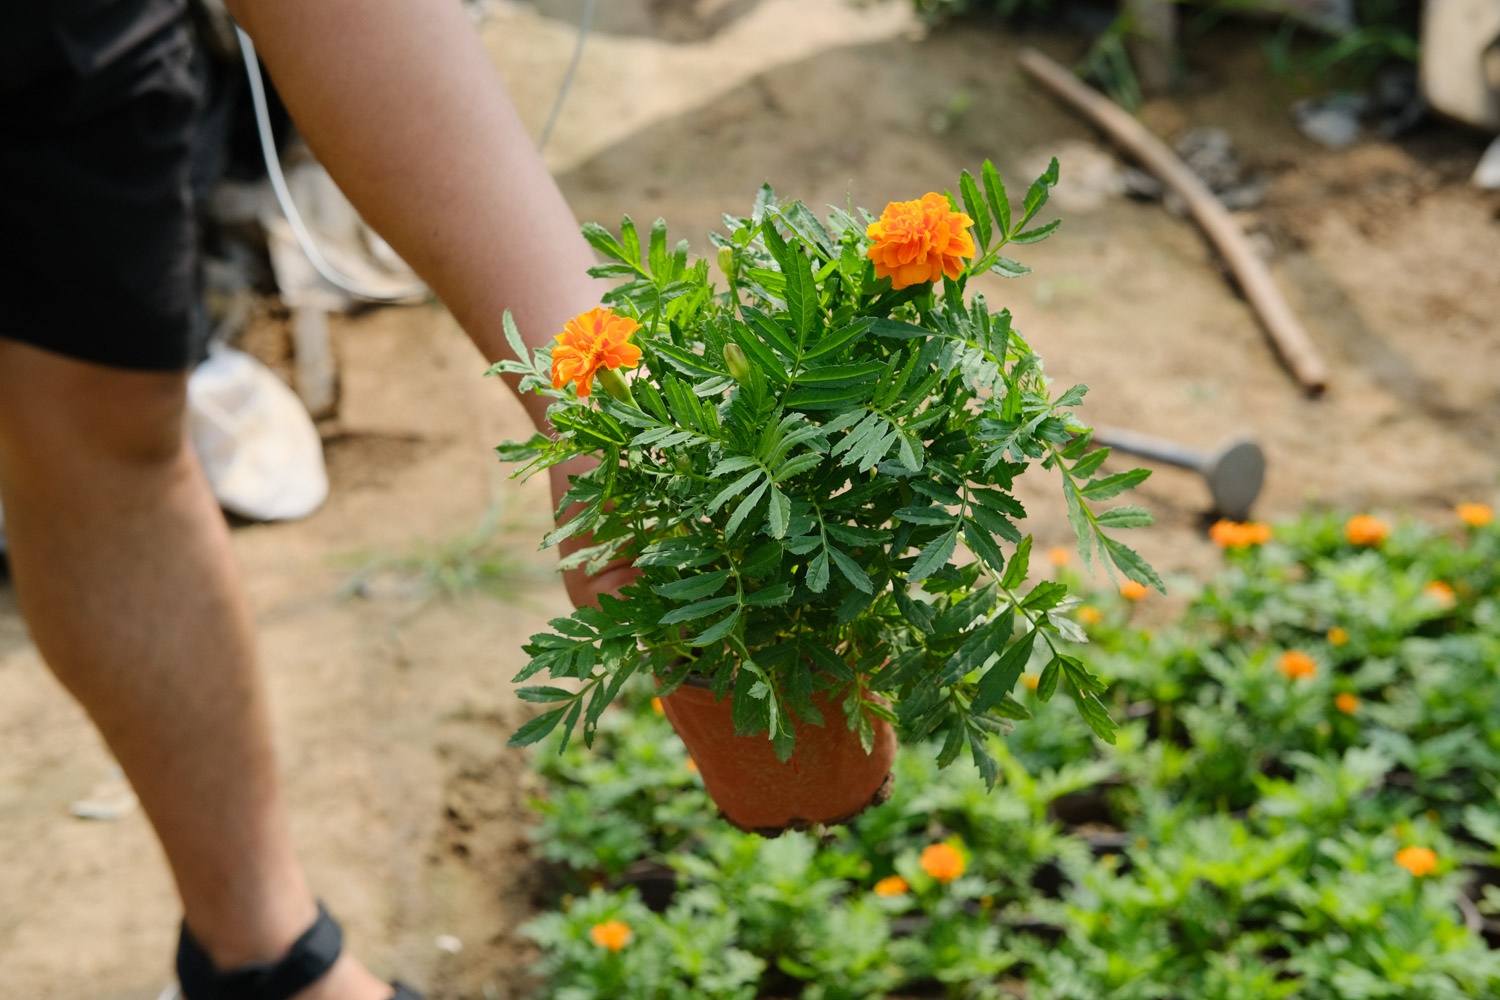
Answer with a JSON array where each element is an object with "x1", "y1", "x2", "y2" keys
[
  {"x1": 650, "y1": 697, "x2": 664, "y2": 715},
  {"x1": 1423, "y1": 581, "x2": 1456, "y2": 609},
  {"x1": 589, "y1": 919, "x2": 633, "y2": 952},
  {"x1": 866, "y1": 193, "x2": 976, "y2": 290},
  {"x1": 1344, "y1": 514, "x2": 1389, "y2": 547},
  {"x1": 1209, "y1": 520, "x2": 1238, "y2": 547},
  {"x1": 1335, "y1": 692, "x2": 1361, "y2": 715},
  {"x1": 919, "y1": 843, "x2": 966, "y2": 883},
  {"x1": 1457, "y1": 502, "x2": 1493, "y2": 527},
  {"x1": 1327, "y1": 626, "x2": 1349, "y2": 647},
  {"x1": 873, "y1": 875, "x2": 910, "y2": 897},
  {"x1": 685, "y1": 758, "x2": 699, "y2": 774},
  {"x1": 551, "y1": 307, "x2": 642, "y2": 399},
  {"x1": 1120, "y1": 580, "x2": 1148, "y2": 602},
  {"x1": 1395, "y1": 846, "x2": 1438, "y2": 877},
  {"x1": 1278, "y1": 650, "x2": 1317, "y2": 680},
  {"x1": 1210, "y1": 520, "x2": 1273, "y2": 550},
  {"x1": 1078, "y1": 605, "x2": 1103, "y2": 626},
  {"x1": 1048, "y1": 546, "x2": 1071, "y2": 567},
  {"x1": 1023, "y1": 674, "x2": 1040, "y2": 691}
]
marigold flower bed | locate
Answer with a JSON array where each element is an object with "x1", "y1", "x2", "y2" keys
[{"x1": 518, "y1": 506, "x2": 1500, "y2": 998}]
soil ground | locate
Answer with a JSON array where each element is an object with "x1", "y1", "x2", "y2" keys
[{"x1": 2, "y1": 2, "x2": 1497, "y2": 998}]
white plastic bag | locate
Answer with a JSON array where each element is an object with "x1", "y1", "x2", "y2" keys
[{"x1": 185, "y1": 346, "x2": 329, "y2": 521}]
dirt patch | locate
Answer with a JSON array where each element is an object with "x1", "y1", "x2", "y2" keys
[{"x1": 2, "y1": 4, "x2": 1498, "y2": 999}]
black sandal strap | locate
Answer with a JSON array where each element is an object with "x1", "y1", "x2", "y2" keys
[{"x1": 176, "y1": 903, "x2": 343, "y2": 1000}]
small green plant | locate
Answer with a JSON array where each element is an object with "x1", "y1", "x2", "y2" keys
[
  {"x1": 494, "y1": 163, "x2": 1161, "y2": 783},
  {"x1": 341, "y1": 492, "x2": 545, "y2": 604}
]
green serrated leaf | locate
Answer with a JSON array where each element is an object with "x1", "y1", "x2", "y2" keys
[
  {"x1": 982, "y1": 159, "x2": 1011, "y2": 239},
  {"x1": 648, "y1": 217, "x2": 668, "y2": 277},
  {"x1": 959, "y1": 170, "x2": 992, "y2": 253},
  {"x1": 908, "y1": 529, "x2": 958, "y2": 583},
  {"x1": 1102, "y1": 534, "x2": 1166, "y2": 594},
  {"x1": 1010, "y1": 219, "x2": 1061, "y2": 245},
  {"x1": 708, "y1": 468, "x2": 764, "y2": 511},
  {"x1": 728, "y1": 324, "x2": 792, "y2": 385},
  {"x1": 1036, "y1": 655, "x2": 1061, "y2": 701},
  {"x1": 972, "y1": 626, "x2": 1035, "y2": 714},
  {"x1": 963, "y1": 518, "x2": 1007, "y2": 574},
  {"x1": 1021, "y1": 580, "x2": 1069, "y2": 611},
  {"x1": 1094, "y1": 505, "x2": 1155, "y2": 529},
  {"x1": 989, "y1": 257, "x2": 1031, "y2": 278},
  {"x1": 969, "y1": 730, "x2": 999, "y2": 789},
  {"x1": 1018, "y1": 156, "x2": 1059, "y2": 232},
  {"x1": 806, "y1": 550, "x2": 831, "y2": 594},
  {"x1": 507, "y1": 706, "x2": 568, "y2": 748},
  {"x1": 829, "y1": 545, "x2": 874, "y2": 594},
  {"x1": 1001, "y1": 535, "x2": 1032, "y2": 590},
  {"x1": 803, "y1": 318, "x2": 874, "y2": 361},
  {"x1": 726, "y1": 480, "x2": 770, "y2": 535},
  {"x1": 652, "y1": 568, "x2": 733, "y2": 601},
  {"x1": 690, "y1": 608, "x2": 741, "y2": 646},
  {"x1": 659, "y1": 594, "x2": 740, "y2": 625},
  {"x1": 774, "y1": 452, "x2": 825, "y2": 482},
  {"x1": 767, "y1": 485, "x2": 791, "y2": 538},
  {"x1": 711, "y1": 455, "x2": 758, "y2": 477},
  {"x1": 1069, "y1": 446, "x2": 1111, "y2": 481},
  {"x1": 620, "y1": 215, "x2": 642, "y2": 266},
  {"x1": 515, "y1": 685, "x2": 577, "y2": 704},
  {"x1": 1083, "y1": 469, "x2": 1152, "y2": 500}
]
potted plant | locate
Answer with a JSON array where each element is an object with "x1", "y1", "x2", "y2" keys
[{"x1": 493, "y1": 159, "x2": 1161, "y2": 834}]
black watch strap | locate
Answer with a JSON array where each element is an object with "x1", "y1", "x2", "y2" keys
[{"x1": 176, "y1": 902, "x2": 344, "y2": 1000}]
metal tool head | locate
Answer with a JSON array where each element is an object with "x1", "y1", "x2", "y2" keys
[{"x1": 1204, "y1": 439, "x2": 1266, "y2": 521}]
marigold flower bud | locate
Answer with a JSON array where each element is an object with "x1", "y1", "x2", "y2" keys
[
  {"x1": 723, "y1": 343, "x2": 751, "y2": 381},
  {"x1": 596, "y1": 367, "x2": 635, "y2": 407},
  {"x1": 717, "y1": 244, "x2": 736, "y2": 280}
]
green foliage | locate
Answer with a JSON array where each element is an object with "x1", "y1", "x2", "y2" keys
[
  {"x1": 518, "y1": 507, "x2": 1500, "y2": 998},
  {"x1": 495, "y1": 163, "x2": 1158, "y2": 779}
]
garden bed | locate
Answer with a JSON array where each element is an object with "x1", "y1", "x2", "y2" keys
[{"x1": 518, "y1": 507, "x2": 1500, "y2": 998}]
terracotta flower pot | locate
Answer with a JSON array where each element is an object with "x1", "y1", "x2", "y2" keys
[{"x1": 659, "y1": 679, "x2": 896, "y2": 836}]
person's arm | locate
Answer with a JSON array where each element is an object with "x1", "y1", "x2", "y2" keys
[{"x1": 225, "y1": 0, "x2": 630, "y2": 605}]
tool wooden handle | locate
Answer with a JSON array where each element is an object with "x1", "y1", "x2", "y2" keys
[{"x1": 1017, "y1": 48, "x2": 1329, "y2": 394}]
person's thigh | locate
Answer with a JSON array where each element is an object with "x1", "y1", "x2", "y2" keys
[
  {"x1": 0, "y1": 338, "x2": 188, "y2": 469},
  {"x1": 0, "y1": 0, "x2": 200, "y2": 373}
]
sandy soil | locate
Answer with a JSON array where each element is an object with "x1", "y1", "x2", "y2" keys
[{"x1": 2, "y1": 2, "x2": 1497, "y2": 998}]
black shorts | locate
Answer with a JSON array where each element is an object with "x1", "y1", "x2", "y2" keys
[{"x1": 0, "y1": 0, "x2": 200, "y2": 372}]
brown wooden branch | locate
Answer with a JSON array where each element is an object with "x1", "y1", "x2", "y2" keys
[{"x1": 1018, "y1": 47, "x2": 1329, "y2": 394}]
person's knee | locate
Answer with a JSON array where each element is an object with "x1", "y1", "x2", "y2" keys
[{"x1": 0, "y1": 340, "x2": 189, "y2": 471}]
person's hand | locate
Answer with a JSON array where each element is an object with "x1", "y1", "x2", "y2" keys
[{"x1": 550, "y1": 460, "x2": 639, "y2": 609}]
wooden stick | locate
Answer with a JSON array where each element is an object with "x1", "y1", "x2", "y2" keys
[{"x1": 1018, "y1": 47, "x2": 1329, "y2": 394}]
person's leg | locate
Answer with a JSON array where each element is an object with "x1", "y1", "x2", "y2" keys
[{"x1": 0, "y1": 339, "x2": 388, "y2": 1000}]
